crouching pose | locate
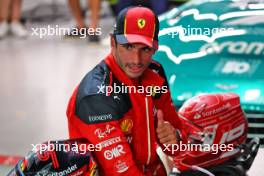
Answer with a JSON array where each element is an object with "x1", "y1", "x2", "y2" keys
[{"x1": 7, "y1": 93, "x2": 259, "y2": 176}]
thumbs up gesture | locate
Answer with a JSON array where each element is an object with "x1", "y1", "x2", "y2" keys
[{"x1": 156, "y1": 110, "x2": 177, "y2": 145}]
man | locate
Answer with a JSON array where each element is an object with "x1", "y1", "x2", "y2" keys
[{"x1": 67, "y1": 6, "x2": 183, "y2": 175}]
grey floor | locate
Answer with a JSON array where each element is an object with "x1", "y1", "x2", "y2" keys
[
  {"x1": 0, "y1": 18, "x2": 263, "y2": 175},
  {"x1": 0, "y1": 17, "x2": 113, "y2": 175}
]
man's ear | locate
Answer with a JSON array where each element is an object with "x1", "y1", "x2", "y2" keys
[{"x1": 110, "y1": 35, "x2": 116, "y2": 48}]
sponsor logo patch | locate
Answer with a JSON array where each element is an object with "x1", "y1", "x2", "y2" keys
[
  {"x1": 120, "y1": 119, "x2": 133, "y2": 134},
  {"x1": 104, "y1": 145, "x2": 125, "y2": 160},
  {"x1": 115, "y1": 160, "x2": 129, "y2": 173},
  {"x1": 33, "y1": 164, "x2": 78, "y2": 176},
  {"x1": 94, "y1": 125, "x2": 115, "y2": 139},
  {"x1": 88, "y1": 114, "x2": 113, "y2": 123},
  {"x1": 126, "y1": 136, "x2": 133, "y2": 144},
  {"x1": 99, "y1": 137, "x2": 121, "y2": 148}
]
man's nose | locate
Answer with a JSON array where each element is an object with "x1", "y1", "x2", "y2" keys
[{"x1": 131, "y1": 49, "x2": 141, "y2": 64}]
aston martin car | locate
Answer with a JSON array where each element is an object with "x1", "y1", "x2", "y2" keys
[{"x1": 153, "y1": 0, "x2": 264, "y2": 145}]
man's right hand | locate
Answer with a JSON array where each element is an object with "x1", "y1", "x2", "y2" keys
[{"x1": 156, "y1": 109, "x2": 178, "y2": 145}]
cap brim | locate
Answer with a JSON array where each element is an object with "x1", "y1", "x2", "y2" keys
[{"x1": 115, "y1": 34, "x2": 158, "y2": 49}]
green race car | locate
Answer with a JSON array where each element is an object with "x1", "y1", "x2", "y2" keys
[{"x1": 154, "y1": 0, "x2": 264, "y2": 145}]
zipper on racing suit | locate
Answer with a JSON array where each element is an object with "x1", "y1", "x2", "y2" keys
[{"x1": 145, "y1": 97, "x2": 151, "y2": 166}]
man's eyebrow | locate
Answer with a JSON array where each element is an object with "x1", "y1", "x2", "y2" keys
[
  {"x1": 142, "y1": 46, "x2": 151, "y2": 49},
  {"x1": 121, "y1": 43, "x2": 132, "y2": 47},
  {"x1": 142, "y1": 46, "x2": 153, "y2": 50},
  {"x1": 120, "y1": 43, "x2": 153, "y2": 50}
]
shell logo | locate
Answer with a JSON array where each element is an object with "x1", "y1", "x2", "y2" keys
[{"x1": 120, "y1": 119, "x2": 133, "y2": 134}]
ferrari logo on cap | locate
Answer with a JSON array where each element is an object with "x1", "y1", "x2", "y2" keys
[{"x1": 137, "y1": 18, "x2": 146, "y2": 29}]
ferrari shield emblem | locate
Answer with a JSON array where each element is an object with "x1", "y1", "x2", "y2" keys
[{"x1": 137, "y1": 18, "x2": 146, "y2": 29}]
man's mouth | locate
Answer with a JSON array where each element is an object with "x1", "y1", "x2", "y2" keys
[{"x1": 128, "y1": 65, "x2": 144, "y2": 73}]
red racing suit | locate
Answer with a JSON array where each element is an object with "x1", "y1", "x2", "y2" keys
[{"x1": 67, "y1": 54, "x2": 183, "y2": 175}]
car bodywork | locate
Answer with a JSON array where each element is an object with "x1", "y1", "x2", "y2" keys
[{"x1": 153, "y1": 0, "x2": 264, "y2": 145}]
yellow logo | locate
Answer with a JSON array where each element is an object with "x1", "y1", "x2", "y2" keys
[
  {"x1": 20, "y1": 160, "x2": 26, "y2": 171},
  {"x1": 137, "y1": 18, "x2": 146, "y2": 29},
  {"x1": 149, "y1": 85, "x2": 159, "y2": 97},
  {"x1": 120, "y1": 119, "x2": 133, "y2": 134}
]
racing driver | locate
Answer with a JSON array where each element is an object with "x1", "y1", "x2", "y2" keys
[{"x1": 67, "y1": 6, "x2": 183, "y2": 176}]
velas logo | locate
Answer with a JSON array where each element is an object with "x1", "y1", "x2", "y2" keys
[{"x1": 137, "y1": 18, "x2": 146, "y2": 29}]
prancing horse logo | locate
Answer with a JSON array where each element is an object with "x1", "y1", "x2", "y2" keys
[{"x1": 137, "y1": 18, "x2": 146, "y2": 29}]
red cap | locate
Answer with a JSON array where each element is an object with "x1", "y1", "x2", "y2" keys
[{"x1": 113, "y1": 6, "x2": 159, "y2": 49}]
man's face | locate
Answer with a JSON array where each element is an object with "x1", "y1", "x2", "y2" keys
[{"x1": 111, "y1": 36, "x2": 156, "y2": 79}]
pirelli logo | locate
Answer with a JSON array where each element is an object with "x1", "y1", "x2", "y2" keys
[{"x1": 99, "y1": 137, "x2": 121, "y2": 148}]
